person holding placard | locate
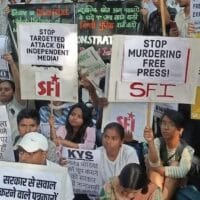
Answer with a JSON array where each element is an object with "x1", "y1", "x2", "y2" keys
[
  {"x1": 16, "y1": 131, "x2": 74, "y2": 200},
  {"x1": 143, "y1": 109, "x2": 194, "y2": 200},
  {"x1": 39, "y1": 74, "x2": 101, "y2": 139},
  {"x1": 98, "y1": 122, "x2": 139, "y2": 187},
  {"x1": 0, "y1": 53, "x2": 25, "y2": 142},
  {"x1": 49, "y1": 103, "x2": 96, "y2": 159},
  {"x1": 49, "y1": 102, "x2": 99, "y2": 200}
]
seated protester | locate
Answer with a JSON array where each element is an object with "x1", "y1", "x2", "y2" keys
[
  {"x1": 143, "y1": 109, "x2": 194, "y2": 200},
  {"x1": 98, "y1": 122, "x2": 139, "y2": 186},
  {"x1": 100, "y1": 163, "x2": 162, "y2": 200},
  {"x1": 0, "y1": 53, "x2": 25, "y2": 141},
  {"x1": 50, "y1": 103, "x2": 96, "y2": 200},
  {"x1": 49, "y1": 103, "x2": 96, "y2": 159},
  {"x1": 14, "y1": 109, "x2": 57, "y2": 163},
  {"x1": 39, "y1": 75, "x2": 101, "y2": 137},
  {"x1": 16, "y1": 132, "x2": 74, "y2": 200},
  {"x1": 141, "y1": 0, "x2": 176, "y2": 36}
]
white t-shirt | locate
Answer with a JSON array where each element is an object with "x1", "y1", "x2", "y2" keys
[{"x1": 98, "y1": 144, "x2": 139, "y2": 186}]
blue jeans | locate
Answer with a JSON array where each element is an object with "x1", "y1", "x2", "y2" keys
[{"x1": 176, "y1": 185, "x2": 200, "y2": 200}]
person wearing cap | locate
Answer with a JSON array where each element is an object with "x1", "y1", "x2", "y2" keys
[
  {"x1": 17, "y1": 132, "x2": 74, "y2": 200},
  {"x1": 17, "y1": 131, "x2": 49, "y2": 165},
  {"x1": 13, "y1": 108, "x2": 57, "y2": 163}
]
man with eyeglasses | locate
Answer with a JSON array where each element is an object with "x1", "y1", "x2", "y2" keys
[
  {"x1": 16, "y1": 131, "x2": 74, "y2": 200},
  {"x1": 17, "y1": 131, "x2": 49, "y2": 165},
  {"x1": 143, "y1": 109, "x2": 194, "y2": 200}
]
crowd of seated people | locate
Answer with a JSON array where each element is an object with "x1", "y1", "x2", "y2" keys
[{"x1": 0, "y1": 0, "x2": 199, "y2": 199}]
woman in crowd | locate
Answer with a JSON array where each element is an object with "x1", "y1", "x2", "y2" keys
[
  {"x1": 144, "y1": 109, "x2": 194, "y2": 200},
  {"x1": 49, "y1": 102, "x2": 96, "y2": 155},
  {"x1": 50, "y1": 103, "x2": 96, "y2": 200},
  {"x1": 39, "y1": 74, "x2": 102, "y2": 138},
  {"x1": 98, "y1": 122, "x2": 139, "y2": 186},
  {"x1": 100, "y1": 163, "x2": 161, "y2": 200}
]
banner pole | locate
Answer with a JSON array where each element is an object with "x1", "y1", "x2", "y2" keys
[
  {"x1": 160, "y1": 0, "x2": 167, "y2": 36},
  {"x1": 147, "y1": 102, "x2": 152, "y2": 127}
]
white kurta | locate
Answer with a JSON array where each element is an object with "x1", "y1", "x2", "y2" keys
[{"x1": 98, "y1": 144, "x2": 139, "y2": 186}]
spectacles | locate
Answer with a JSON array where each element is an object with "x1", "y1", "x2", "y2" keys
[
  {"x1": 160, "y1": 121, "x2": 176, "y2": 129},
  {"x1": 18, "y1": 149, "x2": 41, "y2": 156}
]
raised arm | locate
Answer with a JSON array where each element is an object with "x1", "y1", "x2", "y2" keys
[
  {"x1": 79, "y1": 74, "x2": 99, "y2": 106},
  {"x1": 3, "y1": 53, "x2": 25, "y2": 106},
  {"x1": 143, "y1": 126, "x2": 159, "y2": 165},
  {"x1": 49, "y1": 114, "x2": 57, "y2": 141}
]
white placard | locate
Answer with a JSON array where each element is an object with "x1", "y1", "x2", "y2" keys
[
  {"x1": 62, "y1": 147, "x2": 101, "y2": 195},
  {"x1": 191, "y1": 0, "x2": 200, "y2": 32},
  {"x1": 18, "y1": 23, "x2": 77, "y2": 67},
  {"x1": 123, "y1": 37, "x2": 189, "y2": 84},
  {"x1": 102, "y1": 102, "x2": 152, "y2": 142},
  {"x1": 0, "y1": 106, "x2": 14, "y2": 162},
  {"x1": 0, "y1": 161, "x2": 70, "y2": 199},
  {"x1": 17, "y1": 23, "x2": 78, "y2": 102},
  {"x1": 108, "y1": 35, "x2": 200, "y2": 104}
]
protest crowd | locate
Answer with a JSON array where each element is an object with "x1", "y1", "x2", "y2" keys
[{"x1": 0, "y1": 0, "x2": 200, "y2": 199}]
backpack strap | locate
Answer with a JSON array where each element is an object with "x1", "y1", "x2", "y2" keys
[
  {"x1": 159, "y1": 137, "x2": 187, "y2": 166},
  {"x1": 159, "y1": 137, "x2": 169, "y2": 166},
  {"x1": 175, "y1": 139, "x2": 187, "y2": 161}
]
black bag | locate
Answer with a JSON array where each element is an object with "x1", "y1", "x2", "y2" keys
[{"x1": 187, "y1": 155, "x2": 200, "y2": 177}]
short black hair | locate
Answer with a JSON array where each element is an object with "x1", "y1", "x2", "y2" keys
[
  {"x1": 103, "y1": 122, "x2": 125, "y2": 140},
  {"x1": 65, "y1": 103, "x2": 93, "y2": 143},
  {"x1": 161, "y1": 109, "x2": 185, "y2": 129},
  {"x1": 17, "y1": 109, "x2": 40, "y2": 125},
  {"x1": 0, "y1": 80, "x2": 15, "y2": 92}
]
